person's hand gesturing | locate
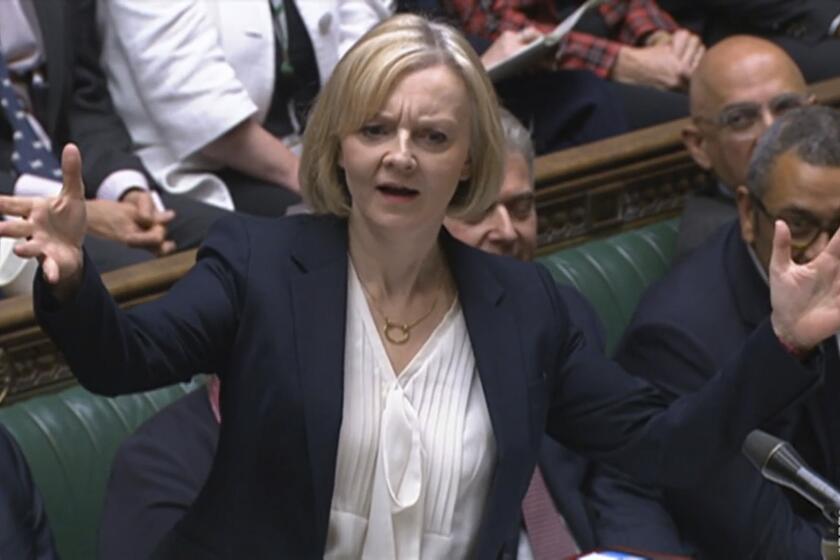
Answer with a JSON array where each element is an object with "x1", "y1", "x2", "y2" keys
[{"x1": 0, "y1": 144, "x2": 87, "y2": 300}]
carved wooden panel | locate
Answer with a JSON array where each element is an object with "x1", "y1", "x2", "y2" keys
[
  {"x1": 533, "y1": 76, "x2": 840, "y2": 252},
  {"x1": 0, "y1": 250, "x2": 196, "y2": 404},
  {"x1": 1, "y1": 77, "x2": 840, "y2": 403}
]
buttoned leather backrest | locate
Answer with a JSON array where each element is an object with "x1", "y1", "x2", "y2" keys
[
  {"x1": 0, "y1": 382, "x2": 200, "y2": 560},
  {"x1": 538, "y1": 220, "x2": 678, "y2": 354}
]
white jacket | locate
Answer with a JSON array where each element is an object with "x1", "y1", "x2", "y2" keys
[{"x1": 97, "y1": 0, "x2": 392, "y2": 209}]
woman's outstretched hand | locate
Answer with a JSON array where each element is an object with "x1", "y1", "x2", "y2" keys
[
  {"x1": 770, "y1": 220, "x2": 840, "y2": 354},
  {"x1": 0, "y1": 144, "x2": 86, "y2": 301}
]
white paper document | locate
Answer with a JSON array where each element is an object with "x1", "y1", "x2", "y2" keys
[{"x1": 486, "y1": 0, "x2": 608, "y2": 82}]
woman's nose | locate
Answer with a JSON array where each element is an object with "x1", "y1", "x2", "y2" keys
[{"x1": 383, "y1": 131, "x2": 416, "y2": 173}]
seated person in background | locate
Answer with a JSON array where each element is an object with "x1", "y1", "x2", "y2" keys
[
  {"x1": 95, "y1": 0, "x2": 392, "y2": 216},
  {"x1": 99, "y1": 109, "x2": 684, "y2": 560},
  {"x1": 399, "y1": 0, "x2": 632, "y2": 152},
  {"x1": 443, "y1": 0, "x2": 704, "y2": 131},
  {"x1": 658, "y1": 0, "x2": 840, "y2": 84},
  {"x1": 615, "y1": 105, "x2": 840, "y2": 559},
  {"x1": 677, "y1": 35, "x2": 814, "y2": 257},
  {"x1": 0, "y1": 424, "x2": 58, "y2": 559},
  {"x1": 14, "y1": 14, "x2": 839, "y2": 558},
  {"x1": 0, "y1": 0, "x2": 226, "y2": 283},
  {"x1": 445, "y1": 108, "x2": 687, "y2": 557}
]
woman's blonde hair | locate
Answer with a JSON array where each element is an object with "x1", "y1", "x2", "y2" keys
[{"x1": 299, "y1": 13, "x2": 504, "y2": 220}]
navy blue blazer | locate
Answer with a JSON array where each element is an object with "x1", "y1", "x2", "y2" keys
[
  {"x1": 35, "y1": 214, "x2": 819, "y2": 559},
  {"x1": 616, "y1": 221, "x2": 840, "y2": 559},
  {"x1": 98, "y1": 284, "x2": 682, "y2": 558}
]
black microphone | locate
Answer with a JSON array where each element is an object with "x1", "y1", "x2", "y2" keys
[{"x1": 743, "y1": 429, "x2": 840, "y2": 522}]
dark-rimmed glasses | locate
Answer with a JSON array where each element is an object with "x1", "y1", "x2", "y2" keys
[{"x1": 751, "y1": 194, "x2": 840, "y2": 254}]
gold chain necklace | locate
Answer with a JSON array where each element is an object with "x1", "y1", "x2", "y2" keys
[
  {"x1": 357, "y1": 275, "x2": 440, "y2": 346},
  {"x1": 380, "y1": 297, "x2": 438, "y2": 345}
]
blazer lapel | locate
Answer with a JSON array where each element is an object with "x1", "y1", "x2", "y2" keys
[
  {"x1": 444, "y1": 234, "x2": 536, "y2": 556},
  {"x1": 290, "y1": 216, "x2": 349, "y2": 550},
  {"x1": 32, "y1": 0, "x2": 65, "y2": 137}
]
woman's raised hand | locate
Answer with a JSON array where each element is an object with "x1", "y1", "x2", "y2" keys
[
  {"x1": 0, "y1": 144, "x2": 86, "y2": 300},
  {"x1": 770, "y1": 220, "x2": 840, "y2": 353}
]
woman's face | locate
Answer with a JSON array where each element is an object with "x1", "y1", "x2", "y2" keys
[{"x1": 339, "y1": 64, "x2": 473, "y2": 236}]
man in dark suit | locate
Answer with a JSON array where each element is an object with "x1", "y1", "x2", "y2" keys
[
  {"x1": 98, "y1": 110, "x2": 685, "y2": 559},
  {"x1": 614, "y1": 105, "x2": 840, "y2": 558},
  {"x1": 0, "y1": 424, "x2": 58, "y2": 559},
  {"x1": 0, "y1": 0, "x2": 225, "y2": 277},
  {"x1": 658, "y1": 0, "x2": 840, "y2": 83},
  {"x1": 676, "y1": 35, "x2": 813, "y2": 257}
]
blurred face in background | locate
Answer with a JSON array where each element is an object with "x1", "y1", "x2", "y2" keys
[
  {"x1": 683, "y1": 37, "x2": 811, "y2": 191},
  {"x1": 445, "y1": 150, "x2": 537, "y2": 261}
]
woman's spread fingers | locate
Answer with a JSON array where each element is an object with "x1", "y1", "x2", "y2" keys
[
  {"x1": 40, "y1": 257, "x2": 59, "y2": 285},
  {"x1": 12, "y1": 239, "x2": 43, "y2": 260},
  {"x1": 0, "y1": 196, "x2": 34, "y2": 218},
  {"x1": 0, "y1": 219, "x2": 34, "y2": 239}
]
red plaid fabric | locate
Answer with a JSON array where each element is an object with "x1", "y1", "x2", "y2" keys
[{"x1": 447, "y1": 0, "x2": 679, "y2": 78}]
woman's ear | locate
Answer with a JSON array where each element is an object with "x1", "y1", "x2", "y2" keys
[{"x1": 459, "y1": 157, "x2": 471, "y2": 181}]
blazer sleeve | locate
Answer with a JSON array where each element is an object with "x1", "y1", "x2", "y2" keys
[
  {"x1": 534, "y1": 266, "x2": 821, "y2": 489},
  {"x1": 33, "y1": 215, "x2": 249, "y2": 396},
  {"x1": 66, "y1": 0, "x2": 151, "y2": 199},
  {"x1": 555, "y1": 285, "x2": 605, "y2": 354},
  {"x1": 586, "y1": 464, "x2": 690, "y2": 555},
  {"x1": 99, "y1": 389, "x2": 218, "y2": 560},
  {"x1": 614, "y1": 319, "x2": 826, "y2": 558},
  {"x1": 96, "y1": 0, "x2": 258, "y2": 161}
]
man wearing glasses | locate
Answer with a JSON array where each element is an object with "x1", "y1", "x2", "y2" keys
[
  {"x1": 677, "y1": 35, "x2": 814, "y2": 257},
  {"x1": 611, "y1": 106, "x2": 840, "y2": 559}
]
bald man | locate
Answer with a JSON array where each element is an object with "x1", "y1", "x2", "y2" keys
[{"x1": 676, "y1": 36, "x2": 814, "y2": 256}]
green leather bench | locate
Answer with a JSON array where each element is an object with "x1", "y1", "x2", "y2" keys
[
  {"x1": 0, "y1": 219, "x2": 678, "y2": 560},
  {"x1": 538, "y1": 219, "x2": 679, "y2": 354},
  {"x1": 0, "y1": 382, "x2": 202, "y2": 559}
]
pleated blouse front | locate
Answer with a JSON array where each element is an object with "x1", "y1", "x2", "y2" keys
[{"x1": 324, "y1": 263, "x2": 496, "y2": 559}]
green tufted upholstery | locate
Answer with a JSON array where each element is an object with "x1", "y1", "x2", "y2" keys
[
  {"x1": 0, "y1": 381, "x2": 202, "y2": 560},
  {"x1": 0, "y1": 219, "x2": 679, "y2": 560},
  {"x1": 538, "y1": 219, "x2": 679, "y2": 355}
]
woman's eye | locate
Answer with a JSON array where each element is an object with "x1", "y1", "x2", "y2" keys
[
  {"x1": 508, "y1": 198, "x2": 535, "y2": 220},
  {"x1": 361, "y1": 124, "x2": 387, "y2": 138},
  {"x1": 420, "y1": 129, "x2": 448, "y2": 145}
]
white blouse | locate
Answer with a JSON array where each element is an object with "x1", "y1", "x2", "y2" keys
[{"x1": 324, "y1": 264, "x2": 496, "y2": 559}]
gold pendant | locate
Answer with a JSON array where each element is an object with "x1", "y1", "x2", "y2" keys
[{"x1": 383, "y1": 320, "x2": 411, "y2": 345}]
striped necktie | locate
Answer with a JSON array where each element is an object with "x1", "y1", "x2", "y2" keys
[
  {"x1": 522, "y1": 467, "x2": 581, "y2": 560},
  {"x1": 0, "y1": 52, "x2": 61, "y2": 181}
]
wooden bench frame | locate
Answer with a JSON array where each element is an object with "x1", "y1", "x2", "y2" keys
[
  {"x1": 0, "y1": 251, "x2": 195, "y2": 404},
  {"x1": 1, "y1": 76, "x2": 839, "y2": 404},
  {"x1": 534, "y1": 76, "x2": 840, "y2": 255}
]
